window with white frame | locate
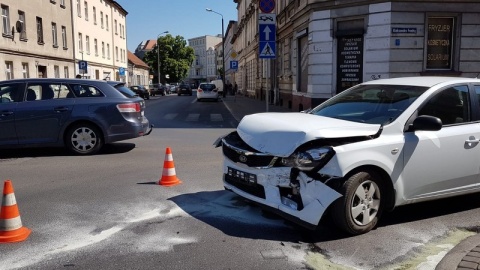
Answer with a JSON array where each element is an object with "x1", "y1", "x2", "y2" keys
[
  {"x1": 22, "y1": 63, "x2": 29, "y2": 78},
  {"x1": 60, "y1": 0, "x2": 65, "y2": 8},
  {"x1": 114, "y1": 19, "x2": 117, "y2": 34},
  {"x1": 100, "y1": 11, "x2": 103, "y2": 28},
  {"x1": 54, "y1": 65, "x2": 60, "y2": 78},
  {"x1": 36, "y1": 17, "x2": 43, "y2": 43},
  {"x1": 76, "y1": 0, "x2": 81, "y2": 17},
  {"x1": 102, "y1": 42, "x2": 105, "y2": 58},
  {"x1": 61, "y1": 26, "x2": 67, "y2": 48},
  {"x1": 119, "y1": 24, "x2": 122, "y2": 38},
  {"x1": 115, "y1": 46, "x2": 118, "y2": 61},
  {"x1": 18, "y1": 10, "x2": 26, "y2": 40},
  {"x1": 64, "y1": 66, "x2": 69, "y2": 78},
  {"x1": 78, "y1": 33, "x2": 83, "y2": 52},
  {"x1": 84, "y1": 1, "x2": 88, "y2": 21},
  {"x1": 93, "y1": 7, "x2": 96, "y2": 24},
  {"x1": 86, "y1": 35, "x2": 90, "y2": 54},
  {"x1": 94, "y1": 39, "x2": 98, "y2": 56},
  {"x1": 5, "y1": 61, "x2": 13, "y2": 79},
  {"x1": 106, "y1": 15, "x2": 109, "y2": 30},
  {"x1": 107, "y1": 44, "x2": 110, "y2": 59},
  {"x1": 2, "y1": 5, "x2": 10, "y2": 36},
  {"x1": 52, "y1": 22, "x2": 58, "y2": 47}
]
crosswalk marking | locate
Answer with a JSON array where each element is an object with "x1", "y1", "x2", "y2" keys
[
  {"x1": 186, "y1": 113, "x2": 200, "y2": 121},
  {"x1": 210, "y1": 114, "x2": 223, "y2": 121},
  {"x1": 164, "y1": 113, "x2": 178, "y2": 120}
]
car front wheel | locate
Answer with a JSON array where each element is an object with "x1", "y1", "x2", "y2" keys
[
  {"x1": 331, "y1": 170, "x2": 384, "y2": 235},
  {"x1": 66, "y1": 123, "x2": 103, "y2": 155}
]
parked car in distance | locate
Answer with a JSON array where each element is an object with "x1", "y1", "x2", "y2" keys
[
  {"x1": 129, "y1": 85, "x2": 150, "y2": 100},
  {"x1": 169, "y1": 84, "x2": 177, "y2": 94},
  {"x1": 215, "y1": 76, "x2": 480, "y2": 235},
  {"x1": 197, "y1": 83, "x2": 219, "y2": 101},
  {"x1": 148, "y1": 84, "x2": 165, "y2": 96},
  {"x1": 177, "y1": 83, "x2": 192, "y2": 96},
  {"x1": 0, "y1": 78, "x2": 152, "y2": 155}
]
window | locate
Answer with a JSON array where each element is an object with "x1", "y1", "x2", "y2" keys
[
  {"x1": 119, "y1": 24, "x2": 122, "y2": 38},
  {"x1": 0, "y1": 83, "x2": 24, "y2": 103},
  {"x1": 100, "y1": 12, "x2": 104, "y2": 28},
  {"x1": 18, "y1": 11, "x2": 26, "y2": 40},
  {"x1": 101, "y1": 42, "x2": 105, "y2": 58},
  {"x1": 36, "y1": 17, "x2": 43, "y2": 43},
  {"x1": 105, "y1": 15, "x2": 109, "y2": 30},
  {"x1": 426, "y1": 17, "x2": 455, "y2": 70},
  {"x1": 22, "y1": 63, "x2": 29, "y2": 78},
  {"x1": 114, "y1": 19, "x2": 117, "y2": 34},
  {"x1": 76, "y1": 0, "x2": 81, "y2": 17},
  {"x1": 61, "y1": 26, "x2": 67, "y2": 48},
  {"x1": 60, "y1": 0, "x2": 66, "y2": 8},
  {"x1": 52, "y1": 22, "x2": 58, "y2": 47},
  {"x1": 93, "y1": 7, "x2": 96, "y2": 24},
  {"x1": 115, "y1": 46, "x2": 118, "y2": 61},
  {"x1": 418, "y1": 85, "x2": 470, "y2": 125},
  {"x1": 94, "y1": 39, "x2": 98, "y2": 56},
  {"x1": 26, "y1": 83, "x2": 72, "y2": 100},
  {"x1": 84, "y1": 1, "x2": 88, "y2": 21},
  {"x1": 2, "y1": 5, "x2": 11, "y2": 36},
  {"x1": 5, "y1": 61, "x2": 13, "y2": 80},
  {"x1": 85, "y1": 35, "x2": 90, "y2": 54},
  {"x1": 78, "y1": 33, "x2": 83, "y2": 52},
  {"x1": 54, "y1": 65, "x2": 60, "y2": 78},
  {"x1": 107, "y1": 44, "x2": 110, "y2": 59},
  {"x1": 64, "y1": 66, "x2": 69, "y2": 78}
]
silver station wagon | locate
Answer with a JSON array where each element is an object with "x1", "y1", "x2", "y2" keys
[
  {"x1": 0, "y1": 78, "x2": 152, "y2": 155},
  {"x1": 216, "y1": 76, "x2": 480, "y2": 235}
]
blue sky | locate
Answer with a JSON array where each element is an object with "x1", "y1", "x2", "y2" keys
[{"x1": 115, "y1": 0, "x2": 238, "y2": 52}]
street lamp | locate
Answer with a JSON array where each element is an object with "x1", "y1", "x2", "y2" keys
[
  {"x1": 206, "y1": 8, "x2": 226, "y2": 98},
  {"x1": 157, "y1": 31, "x2": 169, "y2": 85}
]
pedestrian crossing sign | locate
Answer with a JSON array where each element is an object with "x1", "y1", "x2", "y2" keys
[{"x1": 259, "y1": 42, "x2": 276, "y2": 59}]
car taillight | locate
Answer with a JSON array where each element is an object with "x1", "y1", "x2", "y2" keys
[
  {"x1": 117, "y1": 103, "x2": 141, "y2": 113},
  {"x1": 198, "y1": 89, "x2": 203, "y2": 92}
]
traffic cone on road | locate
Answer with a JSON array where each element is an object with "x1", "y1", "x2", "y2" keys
[
  {"x1": 0, "y1": 180, "x2": 31, "y2": 243},
  {"x1": 159, "y1": 147, "x2": 182, "y2": 186}
]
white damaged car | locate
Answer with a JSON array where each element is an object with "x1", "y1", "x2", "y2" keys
[{"x1": 215, "y1": 76, "x2": 480, "y2": 235}]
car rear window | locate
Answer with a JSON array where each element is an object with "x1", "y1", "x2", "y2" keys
[
  {"x1": 114, "y1": 84, "x2": 138, "y2": 98},
  {"x1": 200, "y1": 84, "x2": 215, "y2": 91}
]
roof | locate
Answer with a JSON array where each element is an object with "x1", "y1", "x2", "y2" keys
[
  {"x1": 127, "y1": 51, "x2": 149, "y2": 69},
  {"x1": 363, "y1": 76, "x2": 480, "y2": 87},
  {"x1": 144, "y1": 40, "x2": 157, "y2": 50}
]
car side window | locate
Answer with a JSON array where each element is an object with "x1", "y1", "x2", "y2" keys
[
  {"x1": 418, "y1": 85, "x2": 470, "y2": 125},
  {"x1": 474, "y1": 85, "x2": 480, "y2": 107},
  {"x1": 0, "y1": 83, "x2": 24, "y2": 103},
  {"x1": 50, "y1": 84, "x2": 72, "y2": 99},
  {"x1": 70, "y1": 84, "x2": 104, "y2": 97}
]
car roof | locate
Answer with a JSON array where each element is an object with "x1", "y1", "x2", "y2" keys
[{"x1": 362, "y1": 76, "x2": 480, "y2": 87}]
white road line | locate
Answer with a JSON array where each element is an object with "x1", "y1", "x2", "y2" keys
[
  {"x1": 164, "y1": 113, "x2": 177, "y2": 120},
  {"x1": 186, "y1": 113, "x2": 200, "y2": 121},
  {"x1": 210, "y1": 114, "x2": 223, "y2": 121}
]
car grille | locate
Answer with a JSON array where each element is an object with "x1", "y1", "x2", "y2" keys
[{"x1": 222, "y1": 132, "x2": 282, "y2": 168}]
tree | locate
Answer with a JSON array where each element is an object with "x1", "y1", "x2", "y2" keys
[{"x1": 143, "y1": 34, "x2": 194, "y2": 83}]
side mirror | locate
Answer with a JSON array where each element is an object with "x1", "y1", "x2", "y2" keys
[{"x1": 411, "y1": 115, "x2": 442, "y2": 131}]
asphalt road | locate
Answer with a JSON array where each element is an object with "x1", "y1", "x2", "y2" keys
[{"x1": 0, "y1": 94, "x2": 479, "y2": 270}]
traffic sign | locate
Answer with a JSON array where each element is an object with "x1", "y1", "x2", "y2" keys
[
  {"x1": 119, "y1": 67, "x2": 125, "y2": 76},
  {"x1": 78, "y1": 60, "x2": 88, "y2": 71},
  {"x1": 259, "y1": 0, "x2": 275, "y2": 13},
  {"x1": 258, "y1": 13, "x2": 276, "y2": 59},
  {"x1": 230, "y1": 60, "x2": 238, "y2": 70}
]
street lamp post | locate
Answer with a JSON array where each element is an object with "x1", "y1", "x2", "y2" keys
[
  {"x1": 206, "y1": 8, "x2": 226, "y2": 98},
  {"x1": 157, "y1": 31, "x2": 169, "y2": 85}
]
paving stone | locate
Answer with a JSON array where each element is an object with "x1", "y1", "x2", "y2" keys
[
  {"x1": 467, "y1": 252, "x2": 480, "y2": 258},
  {"x1": 472, "y1": 247, "x2": 480, "y2": 253},
  {"x1": 464, "y1": 256, "x2": 480, "y2": 264},
  {"x1": 458, "y1": 261, "x2": 478, "y2": 269}
]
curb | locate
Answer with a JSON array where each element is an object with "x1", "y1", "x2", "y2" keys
[{"x1": 436, "y1": 233, "x2": 480, "y2": 270}]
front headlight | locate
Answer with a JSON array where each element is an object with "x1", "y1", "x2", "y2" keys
[{"x1": 281, "y1": 147, "x2": 335, "y2": 171}]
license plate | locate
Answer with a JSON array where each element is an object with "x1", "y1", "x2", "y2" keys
[{"x1": 227, "y1": 167, "x2": 257, "y2": 186}]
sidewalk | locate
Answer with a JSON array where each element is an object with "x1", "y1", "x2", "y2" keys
[
  {"x1": 222, "y1": 93, "x2": 479, "y2": 270},
  {"x1": 222, "y1": 93, "x2": 291, "y2": 122}
]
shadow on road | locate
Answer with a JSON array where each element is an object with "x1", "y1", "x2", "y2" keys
[
  {"x1": 0, "y1": 143, "x2": 136, "y2": 159},
  {"x1": 170, "y1": 190, "x2": 480, "y2": 243}
]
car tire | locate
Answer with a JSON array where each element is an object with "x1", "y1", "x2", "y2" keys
[
  {"x1": 65, "y1": 123, "x2": 103, "y2": 155},
  {"x1": 331, "y1": 170, "x2": 384, "y2": 235}
]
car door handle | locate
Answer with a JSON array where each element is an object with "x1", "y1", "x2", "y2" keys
[
  {"x1": 1, "y1": 111, "x2": 13, "y2": 116},
  {"x1": 54, "y1": 107, "x2": 69, "y2": 112},
  {"x1": 465, "y1": 138, "x2": 480, "y2": 144}
]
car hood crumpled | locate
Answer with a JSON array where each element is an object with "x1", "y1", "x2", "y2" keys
[{"x1": 236, "y1": 112, "x2": 381, "y2": 157}]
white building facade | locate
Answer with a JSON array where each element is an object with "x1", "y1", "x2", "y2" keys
[{"x1": 187, "y1": 35, "x2": 222, "y2": 85}]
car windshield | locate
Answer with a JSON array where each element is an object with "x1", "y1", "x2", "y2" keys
[
  {"x1": 113, "y1": 84, "x2": 138, "y2": 98},
  {"x1": 200, "y1": 84, "x2": 215, "y2": 91},
  {"x1": 309, "y1": 84, "x2": 429, "y2": 125}
]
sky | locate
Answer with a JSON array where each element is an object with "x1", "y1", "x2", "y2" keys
[{"x1": 115, "y1": 0, "x2": 238, "y2": 52}]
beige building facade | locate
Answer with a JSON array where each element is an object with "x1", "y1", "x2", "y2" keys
[
  {"x1": 187, "y1": 35, "x2": 223, "y2": 85},
  {"x1": 0, "y1": 0, "x2": 75, "y2": 80},
  {"x1": 232, "y1": 0, "x2": 480, "y2": 112}
]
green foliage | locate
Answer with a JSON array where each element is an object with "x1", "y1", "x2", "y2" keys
[{"x1": 143, "y1": 34, "x2": 195, "y2": 83}]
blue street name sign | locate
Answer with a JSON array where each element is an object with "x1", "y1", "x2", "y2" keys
[
  {"x1": 230, "y1": 60, "x2": 238, "y2": 70},
  {"x1": 78, "y1": 60, "x2": 88, "y2": 71}
]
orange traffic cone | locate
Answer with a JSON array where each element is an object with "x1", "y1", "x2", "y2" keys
[
  {"x1": 0, "y1": 180, "x2": 31, "y2": 243},
  {"x1": 159, "y1": 147, "x2": 182, "y2": 186}
]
